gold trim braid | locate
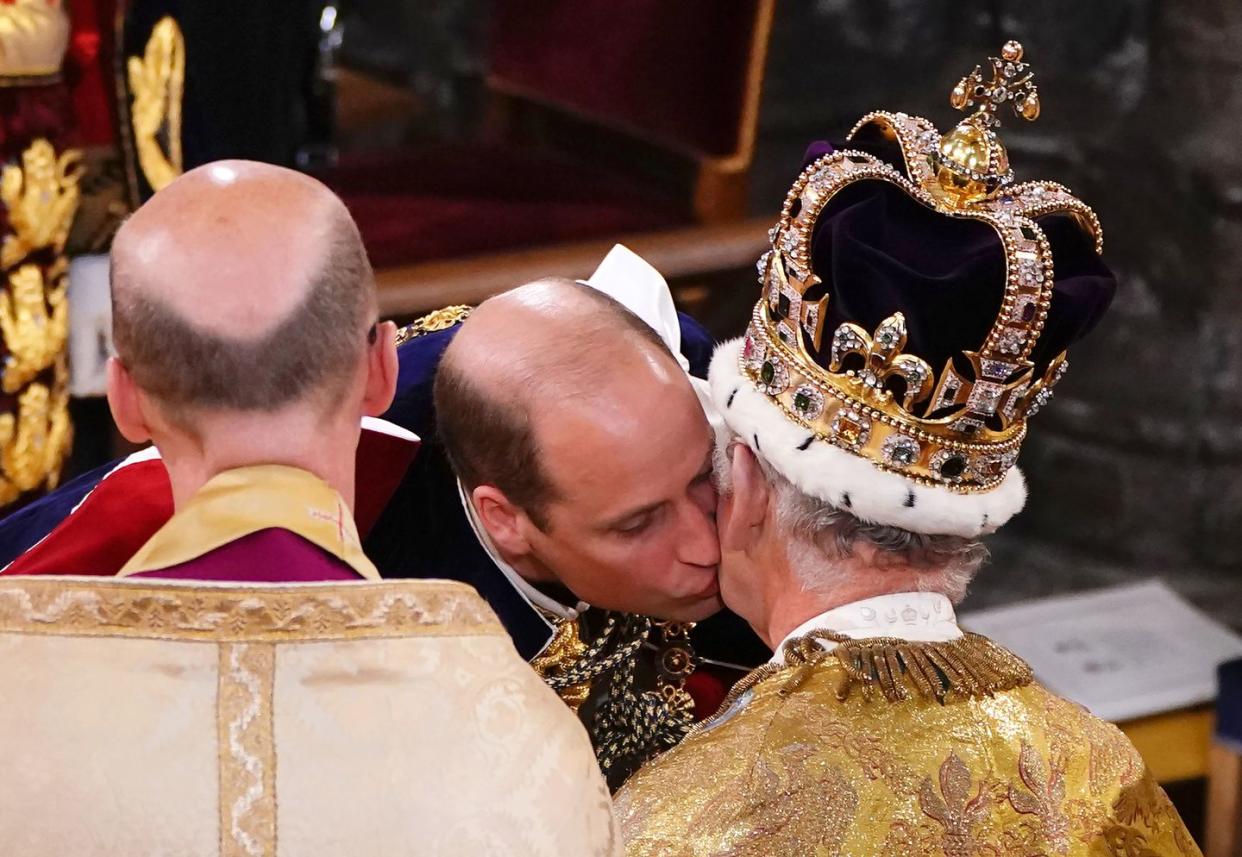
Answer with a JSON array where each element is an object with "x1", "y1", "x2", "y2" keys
[
  {"x1": 799, "y1": 628, "x2": 1033, "y2": 703},
  {"x1": 694, "y1": 630, "x2": 1033, "y2": 738},
  {"x1": 218, "y1": 642, "x2": 277, "y2": 857},
  {"x1": 532, "y1": 615, "x2": 591, "y2": 710},
  {"x1": 0, "y1": 577, "x2": 506, "y2": 642}
]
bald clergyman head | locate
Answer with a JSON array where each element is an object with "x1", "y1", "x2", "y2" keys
[{"x1": 106, "y1": 160, "x2": 398, "y2": 509}]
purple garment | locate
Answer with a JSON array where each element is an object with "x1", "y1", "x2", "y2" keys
[{"x1": 129, "y1": 528, "x2": 361, "y2": 583}]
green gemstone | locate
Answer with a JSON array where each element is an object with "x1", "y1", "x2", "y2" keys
[
  {"x1": 761, "y1": 361, "x2": 776, "y2": 385},
  {"x1": 794, "y1": 391, "x2": 811, "y2": 413}
]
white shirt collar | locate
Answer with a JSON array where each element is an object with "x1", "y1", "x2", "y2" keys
[
  {"x1": 768, "y1": 591, "x2": 962, "y2": 665},
  {"x1": 456, "y1": 478, "x2": 588, "y2": 623}
]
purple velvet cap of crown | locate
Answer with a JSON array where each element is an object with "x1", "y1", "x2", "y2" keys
[{"x1": 792, "y1": 139, "x2": 1116, "y2": 383}]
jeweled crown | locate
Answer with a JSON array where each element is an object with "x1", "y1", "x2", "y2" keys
[{"x1": 742, "y1": 41, "x2": 1105, "y2": 493}]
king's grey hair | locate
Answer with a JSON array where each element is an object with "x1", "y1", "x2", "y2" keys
[{"x1": 713, "y1": 437, "x2": 988, "y2": 602}]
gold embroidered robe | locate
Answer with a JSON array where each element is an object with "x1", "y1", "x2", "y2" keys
[{"x1": 615, "y1": 638, "x2": 1200, "y2": 857}]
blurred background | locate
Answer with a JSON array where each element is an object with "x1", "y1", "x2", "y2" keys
[
  {"x1": 17, "y1": 0, "x2": 1227, "y2": 622},
  {"x1": 3, "y1": 0, "x2": 1240, "y2": 843},
  {"x1": 334, "y1": 0, "x2": 1242, "y2": 625}
]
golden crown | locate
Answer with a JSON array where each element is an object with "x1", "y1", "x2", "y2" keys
[{"x1": 742, "y1": 41, "x2": 1103, "y2": 493}]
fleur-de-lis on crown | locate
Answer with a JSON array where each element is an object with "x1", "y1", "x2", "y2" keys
[
  {"x1": 950, "y1": 40, "x2": 1040, "y2": 127},
  {"x1": 828, "y1": 313, "x2": 934, "y2": 411}
]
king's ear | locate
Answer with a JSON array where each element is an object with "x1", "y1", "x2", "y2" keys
[
  {"x1": 720, "y1": 442, "x2": 770, "y2": 553},
  {"x1": 105, "y1": 357, "x2": 153, "y2": 444}
]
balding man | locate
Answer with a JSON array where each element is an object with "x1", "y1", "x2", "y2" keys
[
  {"x1": 436, "y1": 278, "x2": 720, "y2": 622},
  {"x1": 409, "y1": 275, "x2": 727, "y2": 787},
  {"x1": 0, "y1": 160, "x2": 621, "y2": 854},
  {"x1": 0, "y1": 242, "x2": 767, "y2": 785},
  {"x1": 105, "y1": 159, "x2": 398, "y2": 581}
]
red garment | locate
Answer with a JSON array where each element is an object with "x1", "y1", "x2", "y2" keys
[{"x1": 3, "y1": 421, "x2": 419, "y2": 577}]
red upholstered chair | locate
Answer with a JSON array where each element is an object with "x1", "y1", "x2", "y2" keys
[{"x1": 321, "y1": 0, "x2": 776, "y2": 316}]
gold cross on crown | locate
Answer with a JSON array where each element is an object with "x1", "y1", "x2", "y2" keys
[{"x1": 950, "y1": 40, "x2": 1041, "y2": 126}]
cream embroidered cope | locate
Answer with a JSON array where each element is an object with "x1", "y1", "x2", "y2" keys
[{"x1": 0, "y1": 577, "x2": 620, "y2": 856}]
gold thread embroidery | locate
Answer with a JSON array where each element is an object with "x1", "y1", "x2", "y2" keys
[
  {"x1": 127, "y1": 16, "x2": 184, "y2": 193},
  {"x1": 218, "y1": 642, "x2": 276, "y2": 857},
  {"x1": 1007, "y1": 741, "x2": 1070, "y2": 853},
  {"x1": 697, "y1": 630, "x2": 1032, "y2": 738},
  {"x1": 0, "y1": 138, "x2": 82, "y2": 268},
  {"x1": 0, "y1": 378, "x2": 71, "y2": 497},
  {"x1": 918, "y1": 752, "x2": 991, "y2": 854},
  {"x1": 0, "y1": 578, "x2": 504, "y2": 642},
  {"x1": 0, "y1": 138, "x2": 77, "y2": 509},
  {"x1": 813, "y1": 630, "x2": 1033, "y2": 703},
  {"x1": 394, "y1": 304, "x2": 473, "y2": 345},
  {"x1": 0, "y1": 260, "x2": 68, "y2": 393}
]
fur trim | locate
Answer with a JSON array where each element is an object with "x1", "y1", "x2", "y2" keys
[{"x1": 709, "y1": 338, "x2": 1026, "y2": 538}]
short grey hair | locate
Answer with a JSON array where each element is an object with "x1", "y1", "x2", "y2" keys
[
  {"x1": 713, "y1": 437, "x2": 988, "y2": 602},
  {"x1": 112, "y1": 204, "x2": 374, "y2": 417}
]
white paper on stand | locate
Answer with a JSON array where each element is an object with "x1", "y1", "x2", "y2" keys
[
  {"x1": 960, "y1": 579, "x2": 1242, "y2": 722},
  {"x1": 67, "y1": 253, "x2": 113, "y2": 398}
]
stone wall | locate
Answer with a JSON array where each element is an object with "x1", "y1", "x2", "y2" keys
[{"x1": 751, "y1": 1, "x2": 1242, "y2": 621}]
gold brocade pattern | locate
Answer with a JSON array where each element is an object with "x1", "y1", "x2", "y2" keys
[
  {"x1": 394, "y1": 304, "x2": 473, "y2": 345},
  {"x1": 616, "y1": 638, "x2": 1200, "y2": 857},
  {"x1": 218, "y1": 643, "x2": 277, "y2": 857},
  {"x1": 127, "y1": 16, "x2": 184, "y2": 193},
  {"x1": 0, "y1": 138, "x2": 79, "y2": 508},
  {"x1": 0, "y1": 577, "x2": 505, "y2": 642},
  {"x1": 0, "y1": 377, "x2": 71, "y2": 503}
]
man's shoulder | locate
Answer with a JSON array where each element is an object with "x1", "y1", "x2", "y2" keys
[{"x1": 619, "y1": 664, "x2": 1198, "y2": 857}]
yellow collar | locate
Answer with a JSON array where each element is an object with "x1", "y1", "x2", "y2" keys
[{"x1": 119, "y1": 465, "x2": 380, "y2": 580}]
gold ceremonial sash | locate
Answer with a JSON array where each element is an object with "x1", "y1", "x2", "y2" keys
[{"x1": 119, "y1": 465, "x2": 380, "y2": 580}]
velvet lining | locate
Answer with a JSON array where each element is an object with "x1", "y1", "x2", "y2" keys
[{"x1": 795, "y1": 140, "x2": 1117, "y2": 385}]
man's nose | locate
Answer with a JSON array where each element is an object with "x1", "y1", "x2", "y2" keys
[{"x1": 676, "y1": 500, "x2": 721, "y2": 568}]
